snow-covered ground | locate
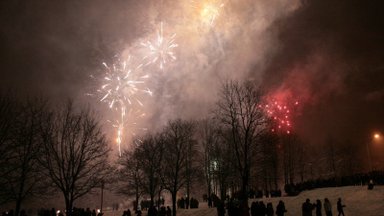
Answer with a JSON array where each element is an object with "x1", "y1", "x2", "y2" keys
[{"x1": 106, "y1": 186, "x2": 384, "y2": 216}]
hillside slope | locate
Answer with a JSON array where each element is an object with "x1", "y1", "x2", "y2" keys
[{"x1": 173, "y1": 185, "x2": 384, "y2": 216}]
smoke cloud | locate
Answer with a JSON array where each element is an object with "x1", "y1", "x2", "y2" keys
[{"x1": 1, "y1": 0, "x2": 383, "y2": 151}]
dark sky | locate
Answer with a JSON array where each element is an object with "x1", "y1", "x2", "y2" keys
[
  {"x1": 1, "y1": 0, "x2": 383, "y2": 155},
  {"x1": 260, "y1": 0, "x2": 384, "y2": 147}
]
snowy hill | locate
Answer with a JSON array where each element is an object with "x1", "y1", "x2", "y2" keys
[{"x1": 130, "y1": 186, "x2": 384, "y2": 216}]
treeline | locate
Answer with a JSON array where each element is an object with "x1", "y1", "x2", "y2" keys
[
  {"x1": 1, "y1": 80, "x2": 376, "y2": 216},
  {"x1": 284, "y1": 171, "x2": 384, "y2": 196},
  {"x1": 0, "y1": 96, "x2": 111, "y2": 216},
  {"x1": 115, "y1": 80, "x2": 280, "y2": 216},
  {"x1": 114, "y1": 80, "x2": 379, "y2": 216}
]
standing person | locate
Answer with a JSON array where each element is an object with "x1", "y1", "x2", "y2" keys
[
  {"x1": 259, "y1": 201, "x2": 266, "y2": 216},
  {"x1": 323, "y1": 198, "x2": 332, "y2": 216},
  {"x1": 302, "y1": 199, "x2": 315, "y2": 216},
  {"x1": 337, "y1": 198, "x2": 345, "y2": 216},
  {"x1": 315, "y1": 200, "x2": 322, "y2": 216},
  {"x1": 217, "y1": 200, "x2": 225, "y2": 216},
  {"x1": 276, "y1": 200, "x2": 287, "y2": 216},
  {"x1": 266, "y1": 203, "x2": 274, "y2": 216},
  {"x1": 208, "y1": 197, "x2": 213, "y2": 208},
  {"x1": 250, "y1": 202, "x2": 257, "y2": 216},
  {"x1": 166, "y1": 206, "x2": 171, "y2": 216},
  {"x1": 159, "y1": 207, "x2": 166, "y2": 216},
  {"x1": 147, "y1": 207, "x2": 153, "y2": 216}
]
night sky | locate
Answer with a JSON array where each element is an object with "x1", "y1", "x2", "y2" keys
[{"x1": 1, "y1": 0, "x2": 383, "y2": 160}]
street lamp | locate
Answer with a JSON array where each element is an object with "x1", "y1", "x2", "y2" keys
[
  {"x1": 367, "y1": 132, "x2": 382, "y2": 172},
  {"x1": 367, "y1": 140, "x2": 372, "y2": 173},
  {"x1": 100, "y1": 181, "x2": 104, "y2": 215}
]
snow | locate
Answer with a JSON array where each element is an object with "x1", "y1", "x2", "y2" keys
[{"x1": 105, "y1": 186, "x2": 384, "y2": 216}]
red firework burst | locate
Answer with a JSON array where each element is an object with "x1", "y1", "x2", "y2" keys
[{"x1": 261, "y1": 98, "x2": 299, "y2": 134}]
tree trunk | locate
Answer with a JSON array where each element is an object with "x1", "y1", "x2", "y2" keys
[
  {"x1": 150, "y1": 194, "x2": 154, "y2": 208},
  {"x1": 172, "y1": 191, "x2": 177, "y2": 216},
  {"x1": 15, "y1": 164, "x2": 27, "y2": 216},
  {"x1": 135, "y1": 189, "x2": 139, "y2": 212},
  {"x1": 157, "y1": 188, "x2": 162, "y2": 208},
  {"x1": 65, "y1": 197, "x2": 73, "y2": 216},
  {"x1": 186, "y1": 183, "x2": 190, "y2": 209},
  {"x1": 241, "y1": 175, "x2": 250, "y2": 216},
  {"x1": 15, "y1": 197, "x2": 22, "y2": 216}
]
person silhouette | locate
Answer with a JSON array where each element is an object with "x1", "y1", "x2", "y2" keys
[
  {"x1": 276, "y1": 200, "x2": 287, "y2": 216},
  {"x1": 323, "y1": 198, "x2": 332, "y2": 216},
  {"x1": 337, "y1": 198, "x2": 345, "y2": 216}
]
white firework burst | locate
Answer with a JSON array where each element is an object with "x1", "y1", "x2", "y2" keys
[{"x1": 141, "y1": 22, "x2": 178, "y2": 70}]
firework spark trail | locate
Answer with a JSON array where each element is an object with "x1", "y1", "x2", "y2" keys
[
  {"x1": 261, "y1": 99, "x2": 299, "y2": 134},
  {"x1": 93, "y1": 56, "x2": 152, "y2": 156},
  {"x1": 108, "y1": 107, "x2": 148, "y2": 155},
  {"x1": 109, "y1": 108, "x2": 147, "y2": 137},
  {"x1": 141, "y1": 22, "x2": 178, "y2": 70},
  {"x1": 99, "y1": 56, "x2": 150, "y2": 109},
  {"x1": 192, "y1": 0, "x2": 225, "y2": 26},
  {"x1": 116, "y1": 106, "x2": 125, "y2": 156}
]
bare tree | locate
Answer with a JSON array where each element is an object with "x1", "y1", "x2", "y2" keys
[
  {"x1": 118, "y1": 147, "x2": 143, "y2": 212},
  {"x1": 281, "y1": 133, "x2": 308, "y2": 185},
  {"x1": 325, "y1": 136, "x2": 337, "y2": 178},
  {"x1": 213, "y1": 128, "x2": 236, "y2": 201},
  {"x1": 184, "y1": 139, "x2": 200, "y2": 209},
  {"x1": 0, "y1": 95, "x2": 19, "y2": 205},
  {"x1": 1, "y1": 99, "x2": 50, "y2": 216},
  {"x1": 214, "y1": 81, "x2": 267, "y2": 213},
  {"x1": 160, "y1": 119, "x2": 196, "y2": 216},
  {"x1": 258, "y1": 131, "x2": 279, "y2": 192},
  {"x1": 198, "y1": 119, "x2": 219, "y2": 202},
  {"x1": 39, "y1": 101, "x2": 111, "y2": 216},
  {"x1": 135, "y1": 133, "x2": 165, "y2": 207},
  {"x1": 198, "y1": 118, "x2": 237, "y2": 202},
  {"x1": 297, "y1": 138, "x2": 307, "y2": 183}
]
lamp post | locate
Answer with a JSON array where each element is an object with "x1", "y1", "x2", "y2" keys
[
  {"x1": 100, "y1": 181, "x2": 104, "y2": 215},
  {"x1": 366, "y1": 140, "x2": 372, "y2": 173},
  {"x1": 367, "y1": 133, "x2": 381, "y2": 172}
]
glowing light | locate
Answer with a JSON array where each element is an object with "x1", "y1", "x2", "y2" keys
[
  {"x1": 262, "y1": 98, "x2": 299, "y2": 134},
  {"x1": 108, "y1": 108, "x2": 147, "y2": 140},
  {"x1": 90, "y1": 56, "x2": 152, "y2": 156},
  {"x1": 98, "y1": 56, "x2": 149, "y2": 109},
  {"x1": 374, "y1": 133, "x2": 381, "y2": 140},
  {"x1": 193, "y1": 0, "x2": 225, "y2": 26},
  {"x1": 142, "y1": 22, "x2": 178, "y2": 70}
]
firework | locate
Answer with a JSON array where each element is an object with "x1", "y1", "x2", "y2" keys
[
  {"x1": 261, "y1": 99, "x2": 299, "y2": 134},
  {"x1": 109, "y1": 108, "x2": 147, "y2": 137},
  {"x1": 108, "y1": 107, "x2": 147, "y2": 155},
  {"x1": 91, "y1": 56, "x2": 151, "y2": 156},
  {"x1": 192, "y1": 0, "x2": 225, "y2": 26},
  {"x1": 141, "y1": 22, "x2": 178, "y2": 70},
  {"x1": 98, "y1": 56, "x2": 150, "y2": 109}
]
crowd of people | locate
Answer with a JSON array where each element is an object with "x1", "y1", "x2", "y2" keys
[
  {"x1": 35, "y1": 208, "x2": 101, "y2": 216},
  {"x1": 302, "y1": 197, "x2": 346, "y2": 216},
  {"x1": 176, "y1": 197, "x2": 199, "y2": 209},
  {"x1": 0, "y1": 196, "x2": 348, "y2": 216},
  {"x1": 215, "y1": 199, "x2": 287, "y2": 216},
  {"x1": 214, "y1": 197, "x2": 346, "y2": 216},
  {"x1": 250, "y1": 200, "x2": 287, "y2": 216},
  {"x1": 134, "y1": 206, "x2": 172, "y2": 216},
  {"x1": 284, "y1": 171, "x2": 384, "y2": 196}
]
